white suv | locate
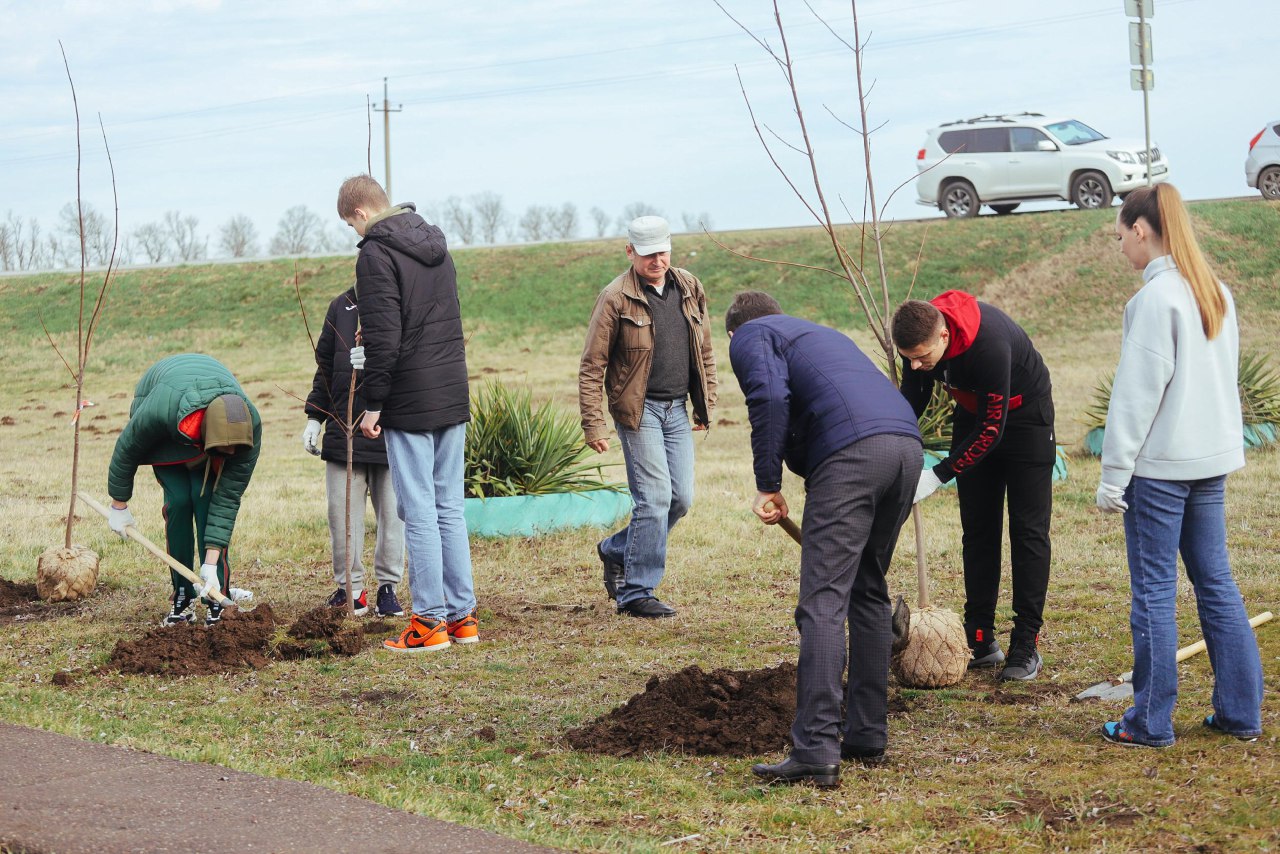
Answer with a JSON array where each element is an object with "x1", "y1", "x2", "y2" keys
[
  {"x1": 1245, "y1": 120, "x2": 1280, "y2": 200},
  {"x1": 915, "y1": 113, "x2": 1171, "y2": 218}
]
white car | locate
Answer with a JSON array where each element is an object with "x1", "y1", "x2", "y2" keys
[
  {"x1": 915, "y1": 113, "x2": 1171, "y2": 218},
  {"x1": 1245, "y1": 120, "x2": 1280, "y2": 200}
]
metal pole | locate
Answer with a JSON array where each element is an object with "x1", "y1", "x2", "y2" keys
[
  {"x1": 1139, "y1": 1, "x2": 1152, "y2": 185},
  {"x1": 383, "y1": 77, "x2": 392, "y2": 199}
]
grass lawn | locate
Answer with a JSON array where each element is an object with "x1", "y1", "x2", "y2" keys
[{"x1": 1, "y1": 199, "x2": 1278, "y2": 851}]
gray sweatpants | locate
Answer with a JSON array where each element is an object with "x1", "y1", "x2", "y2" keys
[
  {"x1": 791, "y1": 433, "x2": 920, "y2": 765},
  {"x1": 325, "y1": 461, "x2": 405, "y2": 593}
]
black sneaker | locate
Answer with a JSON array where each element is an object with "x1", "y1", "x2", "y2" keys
[
  {"x1": 597, "y1": 541, "x2": 625, "y2": 601},
  {"x1": 326, "y1": 587, "x2": 369, "y2": 616},
  {"x1": 966, "y1": 625, "x2": 1005, "y2": 669},
  {"x1": 840, "y1": 744, "x2": 887, "y2": 766},
  {"x1": 161, "y1": 589, "x2": 196, "y2": 627},
  {"x1": 999, "y1": 635, "x2": 1042, "y2": 682},
  {"x1": 205, "y1": 603, "x2": 224, "y2": 627},
  {"x1": 375, "y1": 584, "x2": 405, "y2": 617}
]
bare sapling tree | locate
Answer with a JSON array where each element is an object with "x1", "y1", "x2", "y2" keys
[
  {"x1": 217, "y1": 214, "x2": 259, "y2": 258},
  {"x1": 589, "y1": 206, "x2": 611, "y2": 238},
  {"x1": 37, "y1": 43, "x2": 122, "y2": 602},
  {"x1": 715, "y1": 1, "x2": 966, "y2": 688},
  {"x1": 472, "y1": 192, "x2": 507, "y2": 244}
]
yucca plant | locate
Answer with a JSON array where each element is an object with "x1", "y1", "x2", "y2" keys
[
  {"x1": 917, "y1": 382, "x2": 955, "y2": 452},
  {"x1": 1239, "y1": 351, "x2": 1280, "y2": 426},
  {"x1": 1081, "y1": 372, "x2": 1114, "y2": 433},
  {"x1": 465, "y1": 380, "x2": 624, "y2": 498}
]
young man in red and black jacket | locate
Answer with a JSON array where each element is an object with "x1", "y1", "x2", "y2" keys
[{"x1": 892, "y1": 290, "x2": 1055, "y2": 681}]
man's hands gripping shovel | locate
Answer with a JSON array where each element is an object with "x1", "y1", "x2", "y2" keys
[{"x1": 80, "y1": 492, "x2": 241, "y2": 611}]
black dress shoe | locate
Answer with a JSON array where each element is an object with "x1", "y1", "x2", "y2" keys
[
  {"x1": 840, "y1": 744, "x2": 886, "y2": 765},
  {"x1": 596, "y1": 542, "x2": 625, "y2": 600},
  {"x1": 616, "y1": 597, "x2": 676, "y2": 618},
  {"x1": 751, "y1": 756, "x2": 840, "y2": 788}
]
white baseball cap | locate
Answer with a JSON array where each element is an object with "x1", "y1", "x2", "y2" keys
[{"x1": 627, "y1": 216, "x2": 671, "y2": 255}]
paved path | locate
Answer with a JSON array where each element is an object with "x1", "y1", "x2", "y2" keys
[{"x1": 0, "y1": 723, "x2": 557, "y2": 853}]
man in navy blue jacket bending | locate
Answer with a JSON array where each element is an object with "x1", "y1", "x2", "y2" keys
[{"x1": 726, "y1": 292, "x2": 922, "y2": 789}]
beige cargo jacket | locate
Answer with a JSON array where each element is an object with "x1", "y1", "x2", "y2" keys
[{"x1": 578, "y1": 266, "x2": 717, "y2": 443}]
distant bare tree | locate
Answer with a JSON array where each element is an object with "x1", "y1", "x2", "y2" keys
[
  {"x1": 442, "y1": 196, "x2": 477, "y2": 245},
  {"x1": 163, "y1": 210, "x2": 205, "y2": 261},
  {"x1": 589, "y1": 206, "x2": 611, "y2": 238},
  {"x1": 217, "y1": 214, "x2": 259, "y2": 258},
  {"x1": 472, "y1": 192, "x2": 507, "y2": 244},
  {"x1": 546, "y1": 202, "x2": 579, "y2": 240},
  {"x1": 1, "y1": 212, "x2": 51, "y2": 270},
  {"x1": 518, "y1": 205, "x2": 550, "y2": 242},
  {"x1": 58, "y1": 202, "x2": 112, "y2": 266},
  {"x1": 319, "y1": 224, "x2": 355, "y2": 254},
  {"x1": 270, "y1": 205, "x2": 324, "y2": 255},
  {"x1": 616, "y1": 202, "x2": 663, "y2": 232},
  {"x1": 682, "y1": 211, "x2": 714, "y2": 232},
  {"x1": 133, "y1": 222, "x2": 169, "y2": 263}
]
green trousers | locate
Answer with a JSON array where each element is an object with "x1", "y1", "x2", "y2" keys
[{"x1": 152, "y1": 464, "x2": 230, "y2": 599}]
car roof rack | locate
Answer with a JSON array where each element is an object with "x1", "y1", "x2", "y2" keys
[{"x1": 939, "y1": 112, "x2": 1045, "y2": 127}]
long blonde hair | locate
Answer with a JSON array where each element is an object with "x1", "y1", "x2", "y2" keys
[{"x1": 1119, "y1": 183, "x2": 1225, "y2": 339}]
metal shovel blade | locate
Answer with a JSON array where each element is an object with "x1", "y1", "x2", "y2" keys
[{"x1": 1074, "y1": 670, "x2": 1136, "y2": 702}]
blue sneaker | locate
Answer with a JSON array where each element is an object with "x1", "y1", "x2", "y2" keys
[{"x1": 375, "y1": 584, "x2": 405, "y2": 617}]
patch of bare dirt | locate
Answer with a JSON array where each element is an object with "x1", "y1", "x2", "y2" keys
[
  {"x1": 107, "y1": 604, "x2": 277, "y2": 676},
  {"x1": 274, "y1": 606, "x2": 398, "y2": 659},
  {"x1": 564, "y1": 663, "x2": 796, "y2": 757},
  {"x1": 0, "y1": 577, "x2": 84, "y2": 625},
  {"x1": 983, "y1": 682, "x2": 1069, "y2": 706},
  {"x1": 986, "y1": 789, "x2": 1143, "y2": 829}
]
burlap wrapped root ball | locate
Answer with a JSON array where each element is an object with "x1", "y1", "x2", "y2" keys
[
  {"x1": 36, "y1": 545, "x2": 100, "y2": 602},
  {"x1": 890, "y1": 606, "x2": 969, "y2": 688}
]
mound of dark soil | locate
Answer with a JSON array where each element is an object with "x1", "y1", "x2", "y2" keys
[
  {"x1": 274, "y1": 605, "x2": 372, "y2": 658},
  {"x1": 107, "y1": 604, "x2": 276, "y2": 676},
  {"x1": 565, "y1": 663, "x2": 797, "y2": 757}
]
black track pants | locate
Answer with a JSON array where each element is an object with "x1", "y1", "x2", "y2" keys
[{"x1": 951, "y1": 399, "x2": 1055, "y2": 640}]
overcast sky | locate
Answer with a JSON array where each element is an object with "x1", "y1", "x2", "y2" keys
[{"x1": 1, "y1": 0, "x2": 1274, "y2": 256}]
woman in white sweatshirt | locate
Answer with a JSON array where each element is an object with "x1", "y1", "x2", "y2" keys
[{"x1": 1096, "y1": 182, "x2": 1264, "y2": 748}]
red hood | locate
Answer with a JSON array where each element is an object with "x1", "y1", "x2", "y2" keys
[{"x1": 931, "y1": 290, "x2": 981, "y2": 360}]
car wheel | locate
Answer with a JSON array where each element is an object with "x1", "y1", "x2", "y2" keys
[
  {"x1": 940, "y1": 181, "x2": 979, "y2": 218},
  {"x1": 990, "y1": 203, "x2": 1020, "y2": 215},
  {"x1": 1260, "y1": 166, "x2": 1280, "y2": 201},
  {"x1": 1072, "y1": 171, "x2": 1113, "y2": 209}
]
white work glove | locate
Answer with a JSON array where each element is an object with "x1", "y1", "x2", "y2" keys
[
  {"x1": 1096, "y1": 482, "x2": 1129, "y2": 514},
  {"x1": 196, "y1": 563, "x2": 220, "y2": 601},
  {"x1": 349, "y1": 345, "x2": 366, "y2": 371},
  {"x1": 107, "y1": 504, "x2": 135, "y2": 538},
  {"x1": 302, "y1": 419, "x2": 323, "y2": 456},
  {"x1": 913, "y1": 466, "x2": 943, "y2": 505}
]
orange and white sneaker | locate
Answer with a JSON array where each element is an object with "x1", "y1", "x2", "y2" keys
[
  {"x1": 382, "y1": 615, "x2": 450, "y2": 653},
  {"x1": 447, "y1": 609, "x2": 479, "y2": 644}
]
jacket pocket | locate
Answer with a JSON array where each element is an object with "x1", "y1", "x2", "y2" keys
[{"x1": 619, "y1": 313, "x2": 652, "y2": 351}]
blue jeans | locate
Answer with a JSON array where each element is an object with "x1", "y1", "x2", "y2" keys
[
  {"x1": 601, "y1": 399, "x2": 695, "y2": 606},
  {"x1": 1120, "y1": 475, "x2": 1264, "y2": 745},
  {"x1": 383, "y1": 425, "x2": 476, "y2": 622}
]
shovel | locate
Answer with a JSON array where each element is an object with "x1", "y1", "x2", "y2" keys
[
  {"x1": 78, "y1": 491, "x2": 238, "y2": 611},
  {"x1": 768, "y1": 507, "x2": 911, "y2": 652},
  {"x1": 1074, "y1": 610, "x2": 1273, "y2": 701}
]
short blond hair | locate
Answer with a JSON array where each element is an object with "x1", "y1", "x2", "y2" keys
[{"x1": 336, "y1": 175, "x2": 389, "y2": 219}]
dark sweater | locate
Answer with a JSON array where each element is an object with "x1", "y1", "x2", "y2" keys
[{"x1": 643, "y1": 273, "x2": 693, "y2": 400}]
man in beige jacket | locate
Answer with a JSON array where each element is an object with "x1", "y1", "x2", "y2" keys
[{"x1": 579, "y1": 216, "x2": 717, "y2": 618}]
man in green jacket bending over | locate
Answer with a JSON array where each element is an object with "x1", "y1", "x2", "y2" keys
[{"x1": 106, "y1": 354, "x2": 262, "y2": 626}]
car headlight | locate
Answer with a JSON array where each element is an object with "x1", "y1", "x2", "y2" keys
[{"x1": 1107, "y1": 150, "x2": 1137, "y2": 164}]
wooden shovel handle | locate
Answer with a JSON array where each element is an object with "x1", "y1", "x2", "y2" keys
[
  {"x1": 77, "y1": 491, "x2": 236, "y2": 609},
  {"x1": 777, "y1": 516, "x2": 802, "y2": 545},
  {"x1": 1174, "y1": 611, "x2": 1273, "y2": 663}
]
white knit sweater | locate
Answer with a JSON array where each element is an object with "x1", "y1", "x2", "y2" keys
[{"x1": 1100, "y1": 255, "x2": 1245, "y2": 487}]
